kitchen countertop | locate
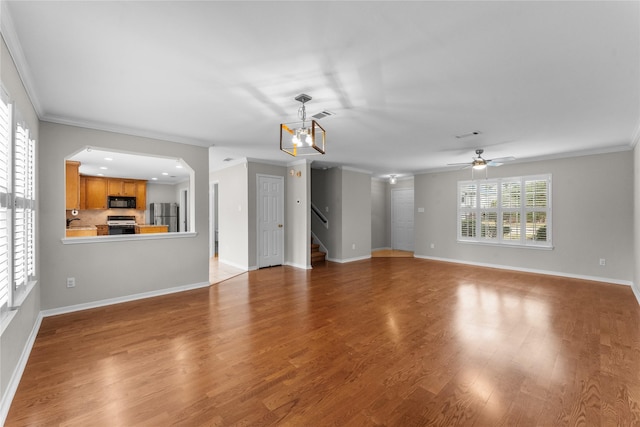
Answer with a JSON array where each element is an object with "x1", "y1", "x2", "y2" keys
[
  {"x1": 66, "y1": 225, "x2": 97, "y2": 230},
  {"x1": 66, "y1": 225, "x2": 98, "y2": 238}
]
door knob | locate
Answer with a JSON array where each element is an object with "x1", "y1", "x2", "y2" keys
[{"x1": 278, "y1": 224, "x2": 283, "y2": 228}]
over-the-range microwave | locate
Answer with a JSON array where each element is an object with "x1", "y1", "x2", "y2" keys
[{"x1": 107, "y1": 196, "x2": 136, "y2": 209}]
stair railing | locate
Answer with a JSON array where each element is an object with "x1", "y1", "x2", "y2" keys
[{"x1": 311, "y1": 202, "x2": 328, "y2": 229}]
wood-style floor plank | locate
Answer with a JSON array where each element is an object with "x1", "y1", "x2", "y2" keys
[{"x1": 6, "y1": 258, "x2": 640, "y2": 426}]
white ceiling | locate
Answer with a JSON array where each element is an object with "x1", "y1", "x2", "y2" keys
[
  {"x1": 3, "y1": 1, "x2": 639, "y2": 179},
  {"x1": 69, "y1": 148, "x2": 191, "y2": 184}
]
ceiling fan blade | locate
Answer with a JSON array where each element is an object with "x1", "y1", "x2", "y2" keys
[
  {"x1": 447, "y1": 163, "x2": 472, "y2": 169},
  {"x1": 487, "y1": 156, "x2": 515, "y2": 166}
]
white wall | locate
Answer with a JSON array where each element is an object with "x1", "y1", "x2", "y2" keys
[
  {"x1": 341, "y1": 169, "x2": 372, "y2": 261},
  {"x1": 415, "y1": 151, "x2": 634, "y2": 284},
  {"x1": 39, "y1": 122, "x2": 210, "y2": 310},
  {"x1": 286, "y1": 160, "x2": 311, "y2": 269},
  {"x1": 311, "y1": 167, "x2": 371, "y2": 262},
  {"x1": 147, "y1": 182, "x2": 179, "y2": 205},
  {"x1": 633, "y1": 144, "x2": 640, "y2": 302},
  {"x1": 210, "y1": 162, "x2": 249, "y2": 270},
  {"x1": 371, "y1": 178, "x2": 388, "y2": 250}
]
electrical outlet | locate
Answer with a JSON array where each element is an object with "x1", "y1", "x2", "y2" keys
[
  {"x1": 599, "y1": 258, "x2": 606, "y2": 266},
  {"x1": 66, "y1": 277, "x2": 76, "y2": 288},
  {"x1": 352, "y1": 243, "x2": 356, "y2": 250},
  {"x1": 430, "y1": 243, "x2": 435, "y2": 249}
]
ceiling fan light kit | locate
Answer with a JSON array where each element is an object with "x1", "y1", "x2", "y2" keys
[
  {"x1": 448, "y1": 148, "x2": 516, "y2": 179},
  {"x1": 280, "y1": 94, "x2": 326, "y2": 157}
]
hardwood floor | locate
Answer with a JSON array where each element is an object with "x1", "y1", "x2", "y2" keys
[
  {"x1": 6, "y1": 258, "x2": 640, "y2": 426},
  {"x1": 371, "y1": 249, "x2": 414, "y2": 258}
]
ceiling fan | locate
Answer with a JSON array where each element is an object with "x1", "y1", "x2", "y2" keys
[{"x1": 448, "y1": 149, "x2": 515, "y2": 177}]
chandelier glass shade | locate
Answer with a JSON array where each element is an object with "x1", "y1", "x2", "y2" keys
[{"x1": 280, "y1": 94, "x2": 326, "y2": 157}]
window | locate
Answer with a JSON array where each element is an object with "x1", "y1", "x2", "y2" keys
[
  {"x1": 0, "y1": 86, "x2": 37, "y2": 315},
  {"x1": 0, "y1": 89, "x2": 11, "y2": 313},
  {"x1": 458, "y1": 174, "x2": 551, "y2": 247}
]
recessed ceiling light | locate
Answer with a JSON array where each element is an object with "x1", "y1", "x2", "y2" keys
[
  {"x1": 162, "y1": 172, "x2": 169, "y2": 176},
  {"x1": 104, "y1": 157, "x2": 113, "y2": 161},
  {"x1": 100, "y1": 166, "x2": 108, "y2": 170},
  {"x1": 151, "y1": 177, "x2": 158, "y2": 181},
  {"x1": 176, "y1": 164, "x2": 183, "y2": 169},
  {"x1": 97, "y1": 173, "x2": 104, "y2": 176}
]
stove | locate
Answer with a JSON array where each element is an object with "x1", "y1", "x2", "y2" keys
[{"x1": 107, "y1": 215, "x2": 136, "y2": 235}]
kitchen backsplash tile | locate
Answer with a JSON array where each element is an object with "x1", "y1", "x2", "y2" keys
[{"x1": 66, "y1": 209, "x2": 145, "y2": 226}]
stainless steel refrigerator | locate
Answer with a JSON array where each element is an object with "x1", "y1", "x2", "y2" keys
[{"x1": 150, "y1": 202, "x2": 178, "y2": 232}]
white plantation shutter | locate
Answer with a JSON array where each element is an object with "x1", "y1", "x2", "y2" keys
[
  {"x1": 458, "y1": 174, "x2": 551, "y2": 247},
  {"x1": 13, "y1": 119, "x2": 36, "y2": 291},
  {"x1": 0, "y1": 91, "x2": 11, "y2": 310}
]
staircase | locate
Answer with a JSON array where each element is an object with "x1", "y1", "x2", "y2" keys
[{"x1": 311, "y1": 237, "x2": 326, "y2": 265}]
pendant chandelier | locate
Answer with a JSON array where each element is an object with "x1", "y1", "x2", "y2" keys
[{"x1": 280, "y1": 94, "x2": 326, "y2": 157}]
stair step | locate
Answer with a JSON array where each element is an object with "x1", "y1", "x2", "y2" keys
[
  {"x1": 311, "y1": 237, "x2": 326, "y2": 264},
  {"x1": 311, "y1": 251, "x2": 326, "y2": 263}
]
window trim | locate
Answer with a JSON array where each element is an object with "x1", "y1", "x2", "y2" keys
[{"x1": 457, "y1": 174, "x2": 552, "y2": 248}]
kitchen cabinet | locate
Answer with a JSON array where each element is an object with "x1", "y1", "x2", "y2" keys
[
  {"x1": 66, "y1": 227, "x2": 98, "y2": 238},
  {"x1": 108, "y1": 178, "x2": 137, "y2": 197},
  {"x1": 135, "y1": 225, "x2": 169, "y2": 234},
  {"x1": 82, "y1": 176, "x2": 108, "y2": 209},
  {"x1": 96, "y1": 224, "x2": 109, "y2": 236},
  {"x1": 65, "y1": 161, "x2": 80, "y2": 210},
  {"x1": 136, "y1": 181, "x2": 147, "y2": 209},
  {"x1": 78, "y1": 175, "x2": 146, "y2": 210}
]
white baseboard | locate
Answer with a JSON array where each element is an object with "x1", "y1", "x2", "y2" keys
[
  {"x1": 216, "y1": 258, "x2": 248, "y2": 272},
  {"x1": 41, "y1": 281, "x2": 211, "y2": 318},
  {"x1": 371, "y1": 247, "x2": 392, "y2": 252},
  {"x1": 414, "y1": 254, "x2": 633, "y2": 287},
  {"x1": 1, "y1": 312, "x2": 43, "y2": 426},
  {"x1": 327, "y1": 255, "x2": 372, "y2": 264},
  {"x1": 285, "y1": 261, "x2": 311, "y2": 270},
  {"x1": 633, "y1": 283, "x2": 640, "y2": 306}
]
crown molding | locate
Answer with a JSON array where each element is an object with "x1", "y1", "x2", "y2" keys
[
  {"x1": 0, "y1": 1, "x2": 43, "y2": 117},
  {"x1": 340, "y1": 165, "x2": 372, "y2": 175},
  {"x1": 41, "y1": 114, "x2": 210, "y2": 147}
]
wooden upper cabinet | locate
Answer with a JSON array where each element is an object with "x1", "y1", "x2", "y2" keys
[
  {"x1": 82, "y1": 176, "x2": 108, "y2": 209},
  {"x1": 122, "y1": 180, "x2": 137, "y2": 197},
  {"x1": 108, "y1": 178, "x2": 136, "y2": 196},
  {"x1": 136, "y1": 181, "x2": 147, "y2": 210},
  {"x1": 78, "y1": 176, "x2": 146, "y2": 210},
  {"x1": 65, "y1": 161, "x2": 81, "y2": 210}
]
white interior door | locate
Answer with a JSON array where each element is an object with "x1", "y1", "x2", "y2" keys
[
  {"x1": 257, "y1": 175, "x2": 284, "y2": 268},
  {"x1": 391, "y1": 188, "x2": 414, "y2": 251}
]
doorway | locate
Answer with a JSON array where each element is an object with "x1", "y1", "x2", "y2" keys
[
  {"x1": 257, "y1": 174, "x2": 284, "y2": 268},
  {"x1": 391, "y1": 188, "x2": 414, "y2": 251},
  {"x1": 210, "y1": 182, "x2": 218, "y2": 258},
  {"x1": 180, "y1": 188, "x2": 188, "y2": 232}
]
